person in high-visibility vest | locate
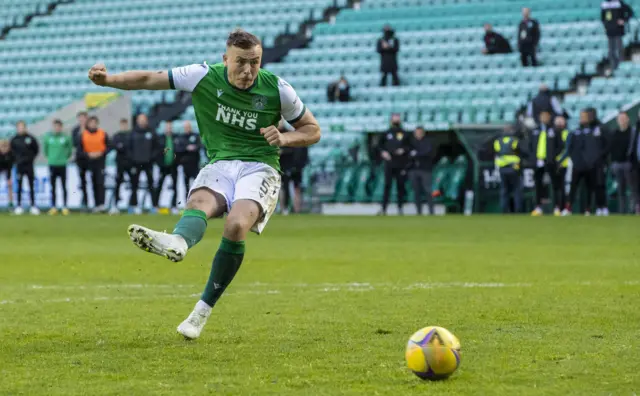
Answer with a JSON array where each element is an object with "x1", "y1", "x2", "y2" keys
[
  {"x1": 494, "y1": 125, "x2": 523, "y2": 213},
  {"x1": 529, "y1": 110, "x2": 564, "y2": 216},
  {"x1": 554, "y1": 116, "x2": 571, "y2": 215}
]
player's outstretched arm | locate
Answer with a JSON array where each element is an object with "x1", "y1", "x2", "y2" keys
[
  {"x1": 88, "y1": 63, "x2": 170, "y2": 91},
  {"x1": 261, "y1": 111, "x2": 321, "y2": 148}
]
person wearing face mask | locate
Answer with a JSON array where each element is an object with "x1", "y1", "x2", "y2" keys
[
  {"x1": 558, "y1": 109, "x2": 609, "y2": 215},
  {"x1": 82, "y1": 116, "x2": 109, "y2": 213},
  {"x1": 327, "y1": 76, "x2": 351, "y2": 103},
  {"x1": 529, "y1": 110, "x2": 563, "y2": 216},
  {"x1": 10, "y1": 120, "x2": 39, "y2": 215},
  {"x1": 407, "y1": 126, "x2": 435, "y2": 215},
  {"x1": 377, "y1": 113, "x2": 409, "y2": 215},
  {"x1": 0, "y1": 139, "x2": 14, "y2": 209},
  {"x1": 377, "y1": 25, "x2": 400, "y2": 86},
  {"x1": 128, "y1": 113, "x2": 159, "y2": 214}
]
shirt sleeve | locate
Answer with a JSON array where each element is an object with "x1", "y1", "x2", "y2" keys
[
  {"x1": 168, "y1": 63, "x2": 209, "y2": 92},
  {"x1": 277, "y1": 77, "x2": 306, "y2": 124}
]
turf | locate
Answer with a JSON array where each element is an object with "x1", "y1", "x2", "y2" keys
[{"x1": 0, "y1": 214, "x2": 638, "y2": 395}]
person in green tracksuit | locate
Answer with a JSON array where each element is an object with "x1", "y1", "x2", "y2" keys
[{"x1": 43, "y1": 119, "x2": 73, "y2": 215}]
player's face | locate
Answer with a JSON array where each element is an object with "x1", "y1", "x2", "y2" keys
[
  {"x1": 120, "y1": 121, "x2": 128, "y2": 131},
  {"x1": 184, "y1": 121, "x2": 192, "y2": 133},
  {"x1": 16, "y1": 122, "x2": 26, "y2": 134},
  {"x1": 53, "y1": 123, "x2": 63, "y2": 133},
  {"x1": 0, "y1": 140, "x2": 8, "y2": 154},
  {"x1": 223, "y1": 45, "x2": 262, "y2": 90},
  {"x1": 617, "y1": 113, "x2": 629, "y2": 129},
  {"x1": 165, "y1": 123, "x2": 173, "y2": 135}
]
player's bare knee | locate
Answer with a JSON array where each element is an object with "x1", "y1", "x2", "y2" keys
[{"x1": 223, "y1": 214, "x2": 252, "y2": 241}]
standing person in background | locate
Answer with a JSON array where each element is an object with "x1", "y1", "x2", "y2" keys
[
  {"x1": 601, "y1": 0, "x2": 634, "y2": 75},
  {"x1": 82, "y1": 116, "x2": 109, "y2": 213},
  {"x1": 494, "y1": 124, "x2": 523, "y2": 213},
  {"x1": 378, "y1": 113, "x2": 409, "y2": 215},
  {"x1": 129, "y1": 113, "x2": 158, "y2": 214},
  {"x1": 558, "y1": 109, "x2": 608, "y2": 215},
  {"x1": 156, "y1": 121, "x2": 179, "y2": 214},
  {"x1": 482, "y1": 23, "x2": 512, "y2": 55},
  {"x1": 72, "y1": 111, "x2": 89, "y2": 208},
  {"x1": 0, "y1": 139, "x2": 14, "y2": 209},
  {"x1": 529, "y1": 110, "x2": 563, "y2": 216},
  {"x1": 110, "y1": 118, "x2": 132, "y2": 215},
  {"x1": 407, "y1": 126, "x2": 435, "y2": 215},
  {"x1": 10, "y1": 120, "x2": 39, "y2": 215},
  {"x1": 517, "y1": 7, "x2": 540, "y2": 67},
  {"x1": 174, "y1": 120, "x2": 201, "y2": 206},
  {"x1": 43, "y1": 119, "x2": 72, "y2": 215},
  {"x1": 279, "y1": 123, "x2": 309, "y2": 215},
  {"x1": 554, "y1": 116, "x2": 571, "y2": 215},
  {"x1": 526, "y1": 84, "x2": 564, "y2": 125},
  {"x1": 629, "y1": 116, "x2": 640, "y2": 213},
  {"x1": 587, "y1": 108, "x2": 610, "y2": 216},
  {"x1": 608, "y1": 111, "x2": 634, "y2": 213},
  {"x1": 377, "y1": 25, "x2": 400, "y2": 86}
]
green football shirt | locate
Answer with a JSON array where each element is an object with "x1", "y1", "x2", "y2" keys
[{"x1": 168, "y1": 62, "x2": 306, "y2": 172}]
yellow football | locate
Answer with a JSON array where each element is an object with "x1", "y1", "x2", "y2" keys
[{"x1": 405, "y1": 326, "x2": 461, "y2": 380}]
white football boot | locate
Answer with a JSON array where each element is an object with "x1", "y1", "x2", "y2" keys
[
  {"x1": 177, "y1": 301, "x2": 211, "y2": 340},
  {"x1": 127, "y1": 224, "x2": 188, "y2": 262},
  {"x1": 108, "y1": 207, "x2": 120, "y2": 215},
  {"x1": 30, "y1": 207, "x2": 40, "y2": 215},
  {"x1": 14, "y1": 206, "x2": 24, "y2": 215}
]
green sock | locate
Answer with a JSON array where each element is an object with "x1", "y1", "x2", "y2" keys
[
  {"x1": 201, "y1": 238, "x2": 245, "y2": 307},
  {"x1": 172, "y1": 209, "x2": 207, "y2": 249}
]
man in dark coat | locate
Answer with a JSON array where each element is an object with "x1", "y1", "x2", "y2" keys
[
  {"x1": 377, "y1": 25, "x2": 400, "y2": 86},
  {"x1": 482, "y1": 23, "x2": 512, "y2": 55},
  {"x1": 601, "y1": 0, "x2": 634, "y2": 73},
  {"x1": 517, "y1": 7, "x2": 541, "y2": 67}
]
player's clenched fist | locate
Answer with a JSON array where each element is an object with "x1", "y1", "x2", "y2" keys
[
  {"x1": 260, "y1": 126, "x2": 287, "y2": 147},
  {"x1": 88, "y1": 63, "x2": 109, "y2": 86}
]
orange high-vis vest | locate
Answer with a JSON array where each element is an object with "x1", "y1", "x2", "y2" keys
[{"x1": 82, "y1": 128, "x2": 107, "y2": 154}]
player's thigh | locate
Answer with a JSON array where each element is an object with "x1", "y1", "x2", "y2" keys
[
  {"x1": 233, "y1": 163, "x2": 281, "y2": 234},
  {"x1": 187, "y1": 162, "x2": 236, "y2": 219}
]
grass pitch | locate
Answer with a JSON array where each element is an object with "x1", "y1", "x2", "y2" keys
[{"x1": 0, "y1": 214, "x2": 638, "y2": 395}]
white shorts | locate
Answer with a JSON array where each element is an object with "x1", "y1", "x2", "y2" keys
[{"x1": 188, "y1": 160, "x2": 281, "y2": 234}]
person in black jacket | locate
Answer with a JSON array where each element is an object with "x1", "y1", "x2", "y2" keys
[
  {"x1": 482, "y1": 23, "x2": 512, "y2": 55},
  {"x1": 629, "y1": 118, "x2": 640, "y2": 213},
  {"x1": 71, "y1": 111, "x2": 89, "y2": 208},
  {"x1": 155, "y1": 121, "x2": 178, "y2": 213},
  {"x1": 517, "y1": 8, "x2": 540, "y2": 67},
  {"x1": 558, "y1": 109, "x2": 609, "y2": 215},
  {"x1": 609, "y1": 111, "x2": 634, "y2": 213},
  {"x1": 279, "y1": 123, "x2": 309, "y2": 215},
  {"x1": 129, "y1": 113, "x2": 159, "y2": 213},
  {"x1": 174, "y1": 120, "x2": 201, "y2": 202},
  {"x1": 10, "y1": 121, "x2": 39, "y2": 215},
  {"x1": 0, "y1": 139, "x2": 14, "y2": 209},
  {"x1": 378, "y1": 114, "x2": 409, "y2": 215},
  {"x1": 526, "y1": 84, "x2": 565, "y2": 125},
  {"x1": 377, "y1": 25, "x2": 400, "y2": 86},
  {"x1": 110, "y1": 118, "x2": 132, "y2": 214},
  {"x1": 407, "y1": 126, "x2": 435, "y2": 215},
  {"x1": 601, "y1": 0, "x2": 634, "y2": 73},
  {"x1": 529, "y1": 110, "x2": 564, "y2": 216}
]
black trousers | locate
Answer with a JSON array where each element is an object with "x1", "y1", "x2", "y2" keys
[
  {"x1": 520, "y1": 49, "x2": 538, "y2": 66},
  {"x1": 130, "y1": 163, "x2": 155, "y2": 207},
  {"x1": 534, "y1": 166, "x2": 564, "y2": 208},
  {"x1": 87, "y1": 158, "x2": 106, "y2": 207},
  {"x1": 113, "y1": 162, "x2": 131, "y2": 207},
  {"x1": 569, "y1": 168, "x2": 605, "y2": 212},
  {"x1": 49, "y1": 165, "x2": 67, "y2": 207},
  {"x1": 380, "y1": 70, "x2": 400, "y2": 86},
  {"x1": 281, "y1": 169, "x2": 302, "y2": 212},
  {"x1": 16, "y1": 163, "x2": 35, "y2": 207},
  {"x1": 156, "y1": 164, "x2": 178, "y2": 208},
  {"x1": 382, "y1": 166, "x2": 406, "y2": 212},
  {"x1": 182, "y1": 161, "x2": 200, "y2": 204},
  {"x1": 76, "y1": 159, "x2": 89, "y2": 207},
  {"x1": 408, "y1": 169, "x2": 433, "y2": 214},
  {"x1": 555, "y1": 167, "x2": 568, "y2": 210}
]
